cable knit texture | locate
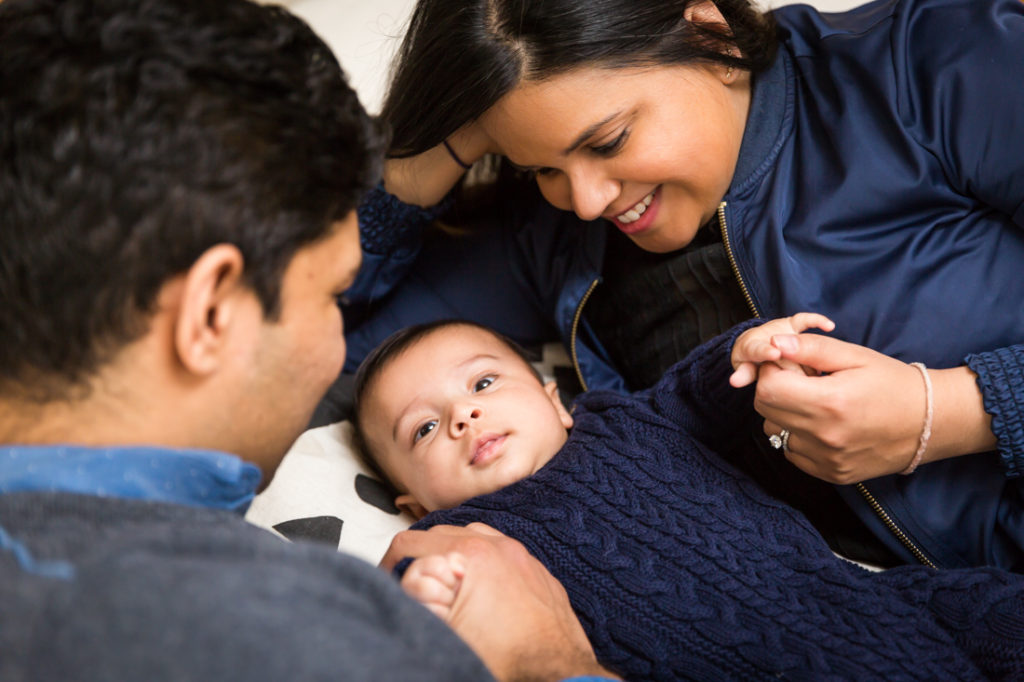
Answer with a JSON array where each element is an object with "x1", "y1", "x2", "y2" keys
[
  {"x1": 967, "y1": 346, "x2": 1024, "y2": 477},
  {"x1": 416, "y1": 323, "x2": 1024, "y2": 681}
]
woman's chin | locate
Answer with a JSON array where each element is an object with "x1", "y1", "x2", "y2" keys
[{"x1": 629, "y1": 229, "x2": 694, "y2": 254}]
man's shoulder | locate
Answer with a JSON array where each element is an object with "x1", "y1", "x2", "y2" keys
[{"x1": 1, "y1": 492, "x2": 492, "y2": 681}]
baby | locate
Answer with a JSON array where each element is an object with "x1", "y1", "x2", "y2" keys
[{"x1": 354, "y1": 317, "x2": 1023, "y2": 681}]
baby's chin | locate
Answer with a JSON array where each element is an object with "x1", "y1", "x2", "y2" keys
[
  {"x1": 499, "y1": 448, "x2": 559, "y2": 488},
  {"x1": 432, "y1": 445, "x2": 564, "y2": 510}
]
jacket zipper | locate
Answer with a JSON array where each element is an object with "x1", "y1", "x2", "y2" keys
[
  {"x1": 717, "y1": 201, "x2": 760, "y2": 318},
  {"x1": 855, "y1": 483, "x2": 936, "y2": 567},
  {"x1": 718, "y1": 201, "x2": 936, "y2": 568},
  {"x1": 569, "y1": 278, "x2": 601, "y2": 392}
]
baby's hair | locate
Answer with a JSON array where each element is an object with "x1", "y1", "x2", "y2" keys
[{"x1": 351, "y1": 319, "x2": 544, "y2": 493}]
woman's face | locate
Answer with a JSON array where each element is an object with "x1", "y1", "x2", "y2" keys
[{"x1": 478, "y1": 62, "x2": 750, "y2": 253}]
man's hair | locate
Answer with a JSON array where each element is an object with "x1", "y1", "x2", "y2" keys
[
  {"x1": 351, "y1": 319, "x2": 543, "y2": 493},
  {"x1": 0, "y1": 0, "x2": 384, "y2": 400}
]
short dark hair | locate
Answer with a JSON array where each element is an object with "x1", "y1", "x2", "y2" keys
[
  {"x1": 351, "y1": 319, "x2": 543, "y2": 492},
  {"x1": 382, "y1": 0, "x2": 777, "y2": 157},
  {"x1": 0, "y1": 0, "x2": 384, "y2": 400}
]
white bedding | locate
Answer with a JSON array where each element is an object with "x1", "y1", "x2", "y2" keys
[{"x1": 245, "y1": 421, "x2": 415, "y2": 565}]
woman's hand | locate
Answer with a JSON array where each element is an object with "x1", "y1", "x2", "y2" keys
[
  {"x1": 752, "y1": 333, "x2": 996, "y2": 484},
  {"x1": 383, "y1": 121, "x2": 497, "y2": 208}
]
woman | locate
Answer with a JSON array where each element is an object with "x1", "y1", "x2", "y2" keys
[{"x1": 345, "y1": 0, "x2": 1024, "y2": 571}]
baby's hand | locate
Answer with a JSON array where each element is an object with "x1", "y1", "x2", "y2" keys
[
  {"x1": 400, "y1": 551, "x2": 466, "y2": 622},
  {"x1": 730, "y1": 313, "x2": 835, "y2": 388}
]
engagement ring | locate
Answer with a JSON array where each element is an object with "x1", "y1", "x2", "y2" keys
[{"x1": 769, "y1": 429, "x2": 790, "y2": 451}]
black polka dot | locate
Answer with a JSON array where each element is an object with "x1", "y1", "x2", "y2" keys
[
  {"x1": 273, "y1": 516, "x2": 344, "y2": 546},
  {"x1": 355, "y1": 474, "x2": 400, "y2": 515}
]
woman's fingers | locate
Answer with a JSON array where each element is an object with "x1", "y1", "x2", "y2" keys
[{"x1": 769, "y1": 332, "x2": 870, "y2": 376}]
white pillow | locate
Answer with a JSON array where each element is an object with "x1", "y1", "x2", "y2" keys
[{"x1": 246, "y1": 421, "x2": 415, "y2": 565}]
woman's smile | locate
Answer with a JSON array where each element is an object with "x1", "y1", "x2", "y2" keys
[{"x1": 609, "y1": 186, "x2": 660, "y2": 235}]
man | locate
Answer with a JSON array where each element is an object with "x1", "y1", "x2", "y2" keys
[{"x1": 0, "y1": 1, "x2": 614, "y2": 679}]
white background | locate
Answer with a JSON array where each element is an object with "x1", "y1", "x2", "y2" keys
[{"x1": 278, "y1": 0, "x2": 866, "y2": 113}]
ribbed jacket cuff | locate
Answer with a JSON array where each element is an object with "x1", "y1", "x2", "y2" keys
[
  {"x1": 965, "y1": 346, "x2": 1024, "y2": 478},
  {"x1": 356, "y1": 182, "x2": 448, "y2": 255}
]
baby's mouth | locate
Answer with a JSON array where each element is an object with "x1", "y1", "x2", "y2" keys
[{"x1": 470, "y1": 434, "x2": 507, "y2": 466}]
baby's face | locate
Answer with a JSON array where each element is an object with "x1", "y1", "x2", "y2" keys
[{"x1": 361, "y1": 325, "x2": 573, "y2": 515}]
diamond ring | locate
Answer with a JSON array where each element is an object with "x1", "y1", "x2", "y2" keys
[{"x1": 769, "y1": 429, "x2": 791, "y2": 451}]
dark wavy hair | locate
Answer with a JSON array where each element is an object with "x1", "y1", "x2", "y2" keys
[
  {"x1": 0, "y1": 0, "x2": 384, "y2": 399},
  {"x1": 382, "y1": 0, "x2": 777, "y2": 157}
]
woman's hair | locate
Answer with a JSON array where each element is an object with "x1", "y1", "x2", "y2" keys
[
  {"x1": 382, "y1": 0, "x2": 778, "y2": 157},
  {"x1": 351, "y1": 319, "x2": 544, "y2": 492}
]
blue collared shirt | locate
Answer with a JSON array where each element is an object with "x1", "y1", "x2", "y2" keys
[
  {"x1": 0, "y1": 444, "x2": 261, "y2": 579},
  {"x1": 0, "y1": 444, "x2": 262, "y2": 511}
]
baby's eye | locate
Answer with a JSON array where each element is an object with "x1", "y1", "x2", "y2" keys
[
  {"x1": 414, "y1": 420, "x2": 437, "y2": 443},
  {"x1": 473, "y1": 376, "x2": 495, "y2": 392}
]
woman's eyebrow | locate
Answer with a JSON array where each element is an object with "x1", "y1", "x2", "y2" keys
[{"x1": 562, "y1": 111, "x2": 622, "y2": 155}]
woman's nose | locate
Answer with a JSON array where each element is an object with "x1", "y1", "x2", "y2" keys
[
  {"x1": 450, "y1": 404, "x2": 482, "y2": 437},
  {"x1": 568, "y1": 169, "x2": 620, "y2": 222}
]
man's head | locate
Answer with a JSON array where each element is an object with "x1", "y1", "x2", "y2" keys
[
  {"x1": 0, "y1": 0, "x2": 382, "y2": 477},
  {"x1": 353, "y1": 321, "x2": 574, "y2": 518}
]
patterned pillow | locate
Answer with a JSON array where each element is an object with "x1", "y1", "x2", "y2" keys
[{"x1": 245, "y1": 421, "x2": 414, "y2": 565}]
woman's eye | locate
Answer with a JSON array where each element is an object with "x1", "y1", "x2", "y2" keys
[
  {"x1": 507, "y1": 159, "x2": 557, "y2": 178},
  {"x1": 473, "y1": 376, "x2": 495, "y2": 392},
  {"x1": 590, "y1": 129, "x2": 629, "y2": 156},
  {"x1": 414, "y1": 420, "x2": 437, "y2": 443}
]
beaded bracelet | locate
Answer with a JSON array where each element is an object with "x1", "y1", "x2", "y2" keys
[
  {"x1": 442, "y1": 139, "x2": 472, "y2": 170},
  {"x1": 900, "y1": 362, "x2": 933, "y2": 475}
]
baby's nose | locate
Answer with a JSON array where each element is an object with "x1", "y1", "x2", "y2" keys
[{"x1": 451, "y1": 406, "x2": 482, "y2": 435}]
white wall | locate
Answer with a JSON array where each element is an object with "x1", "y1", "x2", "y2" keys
[{"x1": 279, "y1": 0, "x2": 866, "y2": 113}]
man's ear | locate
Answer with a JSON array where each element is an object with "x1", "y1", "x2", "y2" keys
[
  {"x1": 173, "y1": 244, "x2": 251, "y2": 375},
  {"x1": 545, "y1": 381, "x2": 574, "y2": 429},
  {"x1": 395, "y1": 493, "x2": 429, "y2": 520}
]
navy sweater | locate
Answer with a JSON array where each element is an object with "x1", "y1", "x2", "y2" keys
[{"x1": 415, "y1": 322, "x2": 1024, "y2": 680}]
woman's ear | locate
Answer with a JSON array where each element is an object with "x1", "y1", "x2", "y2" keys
[
  {"x1": 684, "y1": 0, "x2": 743, "y2": 72},
  {"x1": 683, "y1": 0, "x2": 729, "y2": 28},
  {"x1": 545, "y1": 381, "x2": 574, "y2": 430},
  {"x1": 173, "y1": 244, "x2": 250, "y2": 376},
  {"x1": 396, "y1": 493, "x2": 430, "y2": 520}
]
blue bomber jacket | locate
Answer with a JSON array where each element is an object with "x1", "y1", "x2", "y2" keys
[{"x1": 347, "y1": 0, "x2": 1024, "y2": 569}]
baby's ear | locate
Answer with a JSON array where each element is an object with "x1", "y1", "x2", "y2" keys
[
  {"x1": 544, "y1": 381, "x2": 574, "y2": 429},
  {"x1": 395, "y1": 493, "x2": 429, "y2": 520}
]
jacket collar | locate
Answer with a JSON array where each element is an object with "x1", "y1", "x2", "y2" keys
[{"x1": 729, "y1": 47, "x2": 793, "y2": 196}]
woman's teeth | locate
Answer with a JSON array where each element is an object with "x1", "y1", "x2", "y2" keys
[{"x1": 617, "y1": 190, "x2": 655, "y2": 224}]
